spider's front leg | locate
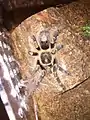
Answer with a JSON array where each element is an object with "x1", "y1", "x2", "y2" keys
[
  {"x1": 51, "y1": 30, "x2": 59, "y2": 44},
  {"x1": 28, "y1": 50, "x2": 38, "y2": 56},
  {"x1": 51, "y1": 30, "x2": 63, "y2": 54},
  {"x1": 51, "y1": 44, "x2": 63, "y2": 54},
  {"x1": 31, "y1": 35, "x2": 40, "y2": 50}
]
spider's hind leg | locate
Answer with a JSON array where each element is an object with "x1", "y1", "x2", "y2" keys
[
  {"x1": 35, "y1": 60, "x2": 46, "y2": 82},
  {"x1": 58, "y1": 65, "x2": 70, "y2": 75},
  {"x1": 52, "y1": 63, "x2": 66, "y2": 91},
  {"x1": 54, "y1": 58, "x2": 70, "y2": 75}
]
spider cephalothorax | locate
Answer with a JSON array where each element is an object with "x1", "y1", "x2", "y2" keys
[{"x1": 29, "y1": 30, "x2": 69, "y2": 91}]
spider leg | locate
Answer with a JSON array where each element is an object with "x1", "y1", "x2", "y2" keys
[
  {"x1": 56, "y1": 44, "x2": 63, "y2": 51},
  {"x1": 28, "y1": 51, "x2": 38, "y2": 56},
  {"x1": 39, "y1": 70, "x2": 45, "y2": 82},
  {"x1": 50, "y1": 30, "x2": 60, "y2": 49},
  {"x1": 52, "y1": 30, "x2": 59, "y2": 44},
  {"x1": 54, "y1": 58, "x2": 70, "y2": 75},
  {"x1": 26, "y1": 69, "x2": 45, "y2": 95},
  {"x1": 28, "y1": 61, "x2": 45, "y2": 93},
  {"x1": 52, "y1": 64, "x2": 66, "y2": 91},
  {"x1": 58, "y1": 65, "x2": 70, "y2": 75},
  {"x1": 51, "y1": 44, "x2": 63, "y2": 54},
  {"x1": 34, "y1": 68, "x2": 45, "y2": 87},
  {"x1": 31, "y1": 35, "x2": 40, "y2": 50},
  {"x1": 34, "y1": 60, "x2": 46, "y2": 83}
]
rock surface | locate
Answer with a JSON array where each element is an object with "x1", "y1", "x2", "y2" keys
[{"x1": 10, "y1": 1, "x2": 90, "y2": 120}]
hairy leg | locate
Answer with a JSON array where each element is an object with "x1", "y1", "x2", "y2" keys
[
  {"x1": 28, "y1": 50, "x2": 38, "y2": 56},
  {"x1": 51, "y1": 44, "x2": 63, "y2": 54},
  {"x1": 31, "y1": 35, "x2": 40, "y2": 50},
  {"x1": 58, "y1": 65, "x2": 70, "y2": 75},
  {"x1": 52, "y1": 64, "x2": 66, "y2": 91},
  {"x1": 54, "y1": 58, "x2": 70, "y2": 75}
]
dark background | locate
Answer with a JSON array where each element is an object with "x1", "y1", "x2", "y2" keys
[{"x1": 0, "y1": 97, "x2": 9, "y2": 120}]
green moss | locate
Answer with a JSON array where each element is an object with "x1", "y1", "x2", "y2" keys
[{"x1": 82, "y1": 23, "x2": 90, "y2": 37}]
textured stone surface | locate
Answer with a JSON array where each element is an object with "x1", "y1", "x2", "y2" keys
[
  {"x1": 35, "y1": 78, "x2": 90, "y2": 120},
  {"x1": 10, "y1": 1, "x2": 90, "y2": 120}
]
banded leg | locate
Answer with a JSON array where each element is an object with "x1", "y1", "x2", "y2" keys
[
  {"x1": 31, "y1": 35, "x2": 40, "y2": 50},
  {"x1": 26, "y1": 70, "x2": 45, "y2": 95},
  {"x1": 56, "y1": 44, "x2": 63, "y2": 51},
  {"x1": 58, "y1": 65, "x2": 70, "y2": 75},
  {"x1": 50, "y1": 30, "x2": 59, "y2": 49},
  {"x1": 54, "y1": 58, "x2": 70, "y2": 75},
  {"x1": 28, "y1": 51, "x2": 38, "y2": 56},
  {"x1": 51, "y1": 44, "x2": 63, "y2": 54},
  {"x1": 52, "y1": 64, "x2": 66, "y2": 91},
  {"x1": 52, "y1": 30, "x2": 59, "y2": 44},
  {"x1": 33, "y1": 60, "x2": 46, "y2": 84},
  {"x1": 36, "y1": 70, "x2": 45, "y2": 87}
]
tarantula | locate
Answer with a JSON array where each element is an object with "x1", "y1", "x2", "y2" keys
[{"x1": 29, "y1": 30, "x2": 69, "y2": 90}]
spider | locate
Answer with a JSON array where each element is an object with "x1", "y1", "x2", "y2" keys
[{"x1": 28, "y1": 30, "x2": 69, "y2": 91}]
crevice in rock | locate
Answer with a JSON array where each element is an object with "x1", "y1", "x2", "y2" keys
[{"x1": 62, "y1": 76, "x2": 90, "y2": 95}]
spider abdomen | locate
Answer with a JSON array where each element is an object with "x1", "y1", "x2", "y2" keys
[{"x1": 40, "y1": 52, "x2": 52, "y2": 65}]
